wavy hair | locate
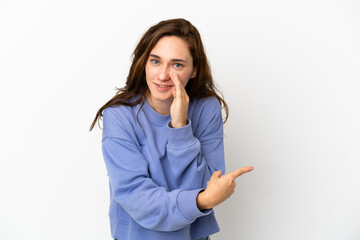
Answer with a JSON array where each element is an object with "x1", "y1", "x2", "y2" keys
[{"x1": 90, "y1": 18, "x2": 228, "y2": 131}]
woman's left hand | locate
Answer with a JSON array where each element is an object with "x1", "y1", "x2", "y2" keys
[{"x1": 170, "y1": 71, "x2": 189, "y2": 128}]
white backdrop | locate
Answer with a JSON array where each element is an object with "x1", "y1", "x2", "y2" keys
[{"x1": 1, "y1": 0, "x2": 359, "y2": 239}]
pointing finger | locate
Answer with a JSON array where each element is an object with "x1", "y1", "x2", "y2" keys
[{"x1": 227, "y1": 166, "x2": 254, "y2": 181}]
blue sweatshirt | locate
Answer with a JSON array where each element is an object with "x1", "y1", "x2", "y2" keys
[{"x1": 102, "y1": 96, "x2": 225, "y2": 240}]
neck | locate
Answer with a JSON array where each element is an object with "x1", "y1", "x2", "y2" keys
[{"x1": 145, "y1": 92, "x2": 172, "y2": 115}]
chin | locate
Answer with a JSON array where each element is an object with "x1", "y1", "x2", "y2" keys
[
  {"x1": 147, "y1": 88, "x2": 172, "y2": 101},
  {"x1": 154, "y1": 94, "x2": 173, "y2": 102}
]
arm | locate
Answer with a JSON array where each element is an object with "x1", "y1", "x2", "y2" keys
[
  {"x1": 165, "y1": 71, "x2": 224, "y2": 190},
  {"x1": 167, "y1": 72, "x2": 254, "y2": 210},
  {"x1": 165, "y1": 98, "x2": 225, "y2": 189}
]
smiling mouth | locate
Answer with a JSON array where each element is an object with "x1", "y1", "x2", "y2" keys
[{"x1": 154, "y1": 82, "x2": 173, "y2": 88}]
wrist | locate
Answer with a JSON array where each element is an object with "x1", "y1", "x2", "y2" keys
[
  {"x1": 171, "y1": 119, "x2": 188, "y2": 128},
  {"x1": 196, "y1": 190, "x2": 212, "y2": 210}
]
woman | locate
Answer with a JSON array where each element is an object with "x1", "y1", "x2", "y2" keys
[{"x1": 90, "y1": 18, "x2": 253, "y2": 240}]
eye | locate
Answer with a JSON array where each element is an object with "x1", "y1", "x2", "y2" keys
[
  {"x1": 174, "y1": 63, "x2": 183, "y2": 68},
  {"x1": 151, "y1": 59, "x2": 159, "y2": 64}
]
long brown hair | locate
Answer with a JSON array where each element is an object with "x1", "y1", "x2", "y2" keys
[{"x1": 89, "y1": 18, "x2": 228, "y2": 131}]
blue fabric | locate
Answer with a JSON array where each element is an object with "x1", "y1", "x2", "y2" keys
[{"x1": 102, "y1": 96, "x2": 225, "y2": 240}]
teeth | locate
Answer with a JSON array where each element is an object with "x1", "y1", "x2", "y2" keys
[{"x1": 155, "y1": 83, "x2": 172, "y2": 88}]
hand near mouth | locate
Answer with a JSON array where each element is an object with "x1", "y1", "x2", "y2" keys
[{"x1": 169, "y1": 71, "x2": 189, "y2": 128}]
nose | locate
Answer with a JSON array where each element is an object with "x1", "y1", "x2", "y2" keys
[{"x1": 158, "y1": 65, "x2": 171, "y2": 82}]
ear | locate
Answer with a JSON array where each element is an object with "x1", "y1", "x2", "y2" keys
[{"x1": 190, "y1": 69, "x2": 197, "y2": 78}]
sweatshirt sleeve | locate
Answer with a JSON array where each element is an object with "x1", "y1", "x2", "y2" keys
[
  {"x1": 165, "y1": 97, "x2": 225, "y2": 189},
  {"x1": 102, "y1": 108, "x2": 212, "y2": 232}
]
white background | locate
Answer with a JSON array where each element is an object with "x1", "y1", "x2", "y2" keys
[{"x1": 1, "y1": 0, "x2": 359, "y2": 239}]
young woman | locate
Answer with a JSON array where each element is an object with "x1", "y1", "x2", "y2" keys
[{"x1": 90, "y1": 18, "x2": 254, "y2": 240}]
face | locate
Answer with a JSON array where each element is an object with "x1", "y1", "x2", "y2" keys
[{"x1": 145, "y1": 36, "x2": 196, "y2": 110}]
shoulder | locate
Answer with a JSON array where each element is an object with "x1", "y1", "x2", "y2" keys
[
  {"x1": 103, "y1": 95, "x2": 142, "y2": 121},
  {"x1": 103, "y1": 105, "x2": 133, "y2": 126},
  {"x1": 190, "y1": 96, "x2": 221, "y2": 113},
  {"x1": 102, "y1": 103, "x2": 141, "y2": 139},
  {"x1": 190, "y1": 96, "x2": 221, "y2": 120},
  {"x1": 189, "y1": 96, "x2": 223, "y2": 138}
]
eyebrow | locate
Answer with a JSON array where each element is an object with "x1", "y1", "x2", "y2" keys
[{"x1": 149, "y1": 54, "x2": 187, "y2": 63}]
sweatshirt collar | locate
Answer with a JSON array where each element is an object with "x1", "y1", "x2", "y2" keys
[{"x1": 142, "y1": 98, "x2": 171, "y2": 124}]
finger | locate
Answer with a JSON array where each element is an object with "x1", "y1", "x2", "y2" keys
[
  {"x1": 170, "y1": 72, "x2": 185, "y2": 96},
  {"x1": 210, "y1": 170, "x2": 222, "y2": 180},
  {"x1": 170, "y1": 71, "x2": 181, "y2": 86},
  {"x1": 169, "y1": 72, "x2": 182, "y2": 99},
  {"x1": 227, "y1": 166, "x2": 254, "y2": 181}
]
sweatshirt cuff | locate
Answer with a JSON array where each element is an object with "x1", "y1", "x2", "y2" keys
[
  {"x1": 167, "y1": 120, "x2": 197, "y2": 149},
  {"x1": 176, "y1": 189, "x2": 213, "y2": 222}
]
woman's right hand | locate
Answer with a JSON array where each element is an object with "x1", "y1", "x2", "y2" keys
[{"x1": 196, "y1": 166, "x2": 254, "y2": 210}]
